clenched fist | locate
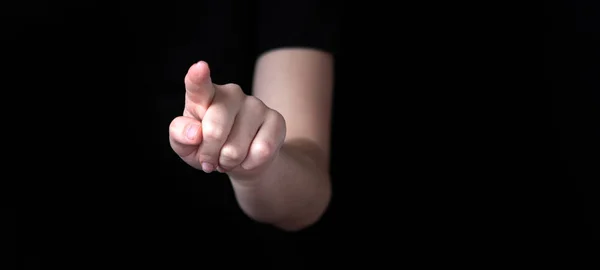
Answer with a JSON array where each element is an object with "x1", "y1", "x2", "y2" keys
[{"x1": 169, "y1": 61, "x2": 286, "y2": 175}]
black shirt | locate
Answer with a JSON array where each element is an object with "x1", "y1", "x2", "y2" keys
[{"x1": 7, "y1": 1, "x2": 339, "y2": 268}]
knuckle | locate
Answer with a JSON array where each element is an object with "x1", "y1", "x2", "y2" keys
[
  {"x1": 222, "y1": 83, "x2": 244, "y2": 95},
  {"x1": 273, "y1": 110, "x2": 285, "y2": 124},
  {"x1": 244, "y1": 95, "x2": 265, "y2": 109},
  {"x1": 252, "y1": 141, "x2": 275, "y2": 159},
  {"x1": 220, "y1": 145, "x2": 245, "y2": 163},
  {"x1": 202, "y1": 121, "x2": 226, "y2": 141},
  {"x1": 270, "y1": 110, "x2": 287, "y2": 133}
]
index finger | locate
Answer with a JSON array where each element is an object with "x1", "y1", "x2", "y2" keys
[{"x1": 184, "y1": 61, "x2": 216, "y2": 112}]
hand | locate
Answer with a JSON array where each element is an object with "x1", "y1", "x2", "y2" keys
[{"x1": 169, "y1": 61, "x2": 286, "y2": 176}]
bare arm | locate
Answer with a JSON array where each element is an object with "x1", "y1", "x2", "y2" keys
[{"x1": 228, "y1": 48, "x2": 334, "y2": 231}]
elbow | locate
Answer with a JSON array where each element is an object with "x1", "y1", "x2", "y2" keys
[{"x1": 273, "y1": 180, "x2": 332, "y2": 232}]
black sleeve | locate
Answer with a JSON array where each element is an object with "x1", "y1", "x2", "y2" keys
[{"x1": 255, "y1": 0, "x2": 340, "y2": 56}]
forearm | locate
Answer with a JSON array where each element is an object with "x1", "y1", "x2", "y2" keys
[
  {"x1": 229, "y1": 48, "x2": 334, "y2": 231},
  {"x1": 228, "y1": 140, "x2": 331, "y2": 231}
]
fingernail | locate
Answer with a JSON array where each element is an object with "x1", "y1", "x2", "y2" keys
[
  {"x1": 186, "y1": 125, "x2": 199, "y2": 140},
  {"x1": 201, "y1": 162, "x2": 214, "y2": 173}
]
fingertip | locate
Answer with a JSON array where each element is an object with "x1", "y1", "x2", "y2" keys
[
  {"x1": 195, "y1": 61, "x2": 209, "y2": 72},
  {"x1": 184, "y1": 61, "x2": 214, "y2": 100},
  {"x1": 187, "y1": 61, "x2": 210, "y2": 82}
]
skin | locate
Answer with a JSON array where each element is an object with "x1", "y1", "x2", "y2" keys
[{"x1": 168, "y1": 48, "x2": 334, "y2": 231}]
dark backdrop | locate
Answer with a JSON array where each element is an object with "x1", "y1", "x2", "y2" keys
[
  {"x1": 3, "y1": 1, "x2": 596, "y2": 268},
  {"x1": 547, "y1": 0, "x2": 598, "y2": 243}
]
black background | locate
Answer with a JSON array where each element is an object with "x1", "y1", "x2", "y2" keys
[{"x1": 2, "y1": 0, "x2": 597, "y2": 268}]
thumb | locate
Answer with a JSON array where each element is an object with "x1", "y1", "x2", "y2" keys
[
  {"x1": 169, "y1": 116, "x2": 203, "y2": 159},
  {"x1": 184, "y1": 61, "x2": 215, "y2": 118}
]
